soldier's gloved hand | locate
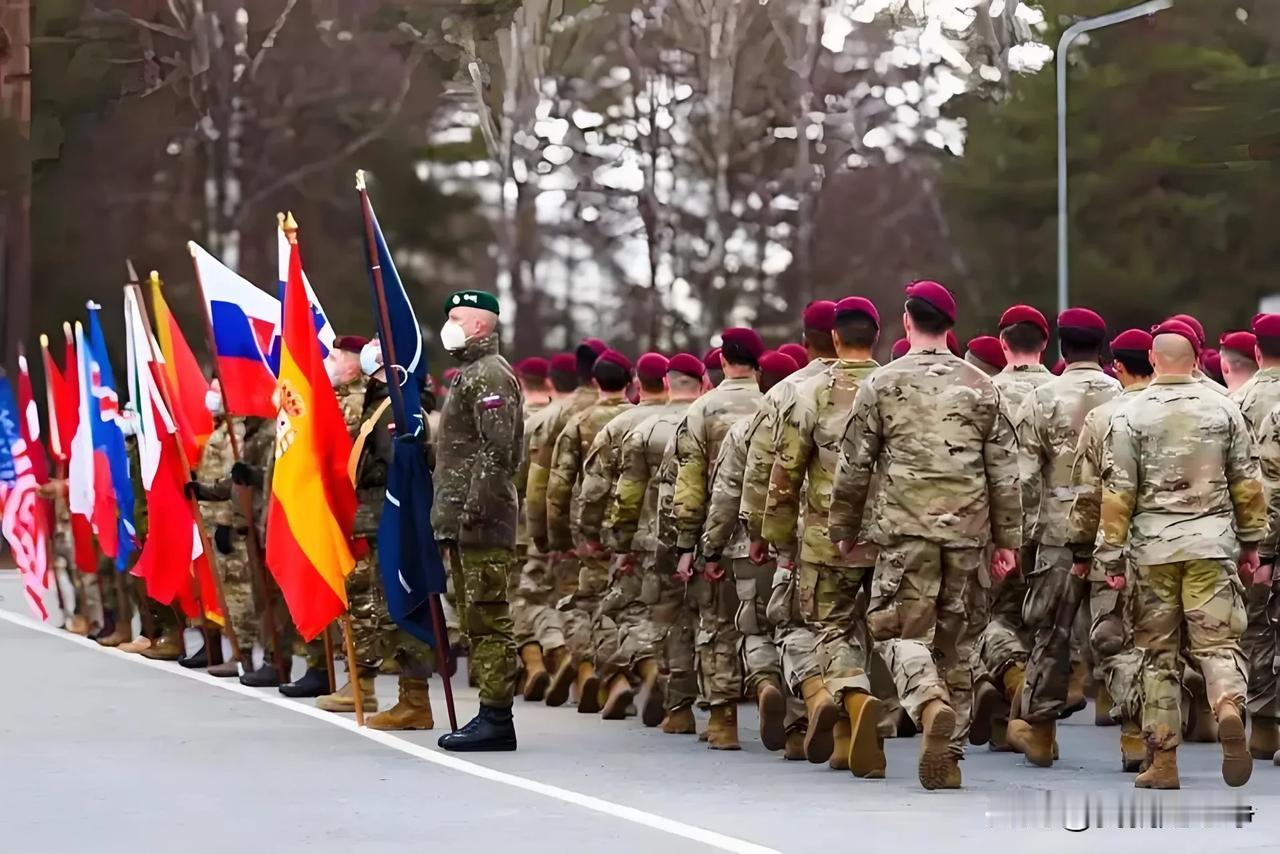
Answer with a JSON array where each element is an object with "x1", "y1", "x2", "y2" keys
[
  {"x1": 674, "y1": 552, "x2": 695, "y2": 583},
  {"x1": 213, "y1": 524, "x2": 233, "y2": 556},
  {"x1": 1240, "y1": 546, "x2": 1264, "y2": 585},
  {"x1": 748, "y1": 539, "x2": 771, "y2": 566},
  {"x1": 1070, "y1": 561, "x2": 1089, "y2": 579},
  {"x1": 702, "y1": 560, "x2": 724, "y2": 582},
  {"x1": 990, "y1": 548, "x2": 1018, "y2": 582},
  {"x1": 613, "y1": 554, "x2": 636, "y2": 576},
  {"x1": 230, "y1": 462, "x2": 254, "y2": 486},
  {"x1": 1105, "y1": 574, "x2": 1126, "y2": 591}
]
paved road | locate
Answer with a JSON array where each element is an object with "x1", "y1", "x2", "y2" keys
[{"x1": 4, "y1": 571, "x2": 1280, "y2": 853}]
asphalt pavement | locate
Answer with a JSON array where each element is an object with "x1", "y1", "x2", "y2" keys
[{"x1": 4, "y1": 570, "x2": 1280, "y2": 853}]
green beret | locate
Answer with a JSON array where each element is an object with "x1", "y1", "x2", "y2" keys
[{"x1": 445, "y1": 290, "x2": 500, "y2": 316}]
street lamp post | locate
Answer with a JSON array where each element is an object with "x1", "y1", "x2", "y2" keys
[{"x1": 1056, "y1": 0, "x2": 1173, "y2": 316}]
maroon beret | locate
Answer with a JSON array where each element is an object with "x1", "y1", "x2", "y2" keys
[
  {"x1": 580, "y1": 338, "x2": 608, "y2": 357},
  {"x1": 998, "y1": 304, "x2": 1049, "y2": 338},
  {"x1": 443, "y1": 367, "x2": 460, "y2": 384},
  {"x1": 720, "y1": 328, "x2": 766, "y2": 361},
  {"x1": 905, "y1": 280, "x2": 956, "y2": 323},
  {"x1": 333, "y1": 335, "x2": 370, "y2": 354},
  {"x1": 890, "y1": 338, "x2": 910, "y2": 360},
  {"x1": 1253, "y1": 314, "x2": 1280, "y2": 338},
  {"x1": 1200, "y1": 347, "x2": 1222, "y2": 376},
  {"x1": 778, "y1": 343, "x2": 809, "y2": 367},
  {"x1": 1219, "y1": 331, "x2": 1257, "y2": 358},
  {"x1": 595, "y1": 349, "x2": 633, "y2": 373},
  {"x1": 1171, "y1": 314, "x2": 1206, "y2": 346},
  {"x1": 549, "y1": 353, "x2": 577, "y2": 374},
  {"x1": 1151, "y1": 319, "x2": 1201, "y2": 355},
  {"x1": 758, "y1": 350, "x2": 799, "y2": 379},
  {"x1": 966, "y1": 336, "x2": 1006, "y2": 371},
  {"x1": 635, "y1": 352, "x2": 670, "y2": 382},
  {"x1": 516, "y1": 357, "x2": 549, "y2": 379},
  {"x1": 802, "y1": 300, "x2": 837, "y2": 332},
  {"x1": 667, "y1": 352, "x2": 706, "y2": 380},
  {"x1": 835, "y1": 296, "x2": 880, "y2": 328},
  {"x1": 1050, "y1": 358, "x2": 1066, "y2": 376},
  {"x1": 703, "y1": 347, "x2": 721, "y2": 370},
  {"x1": 1110, "y1": 329, "x2": 1153, "y2": 353},
  {"x1": 1057, "y1": 307, "x2": 1107, "y2": 333},
  {"x1": 945, "y1": 329, "x2": 962, "y2": 357}
]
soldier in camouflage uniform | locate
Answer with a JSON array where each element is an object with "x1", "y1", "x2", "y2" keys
[
  {"x1": 1227, "y1": 319, "x2": 1280, "y2": 759},
  {"x1": 973, "y1": 306, "x2": 1055, "y2": 750},
  {"x1": 829, "y1": 282, "x2": 1022, "y2": 790},
  {"x1": 39, "y1": 478, "x2": 98, "y2": 635},
  {"x1": 1065, "y1": 328, "x2": 1153, "y2": 772},
  {"x1": 525, "y1": 341, "x2": 605, "y2": 706},
  {"x1": 574, "y1": 353, "x2": 670, "y2": 721},
  {"x1": 545, "y1": 350, "x2": 633, "y2": 713},
  {"x1": 671, "y1": 328, "x2": 766, "y2": 749},
  {"x1": 1221, "y1": 332, "x2": 1259, "y2": 397},
  {"x1": 763, "y1": 297, "x2": 885, "y2": 775},
  {"x1": 433, "y1": 291, "x2": 523, "y2": 752},
  {"x1": 1095, "y1": 322, "x2": 1263, "y2": 789},
  {"x1": 1005, "y1": 309, "x2": 1121, "y2": 766},
  {"x1": 602, "y1": 355, "x2": 706, "y2": 736},
  {"x1": 510, "y1": 356, "x2": 553, "y2": 699}
]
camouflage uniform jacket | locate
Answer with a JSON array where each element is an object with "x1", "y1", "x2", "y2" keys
[
  {"x1": 336, "y1": 377, "x2": 368, "y2": 437},
  {"x1": 1095, "y1": 375, "x2": 1265, "y2": 576},
  {"x1": 546, "y1": 394, "x2": 633, "y2": 551},
  {"x1": 431, "y1": 333, "x2": 524, "y2": 549},
  {"x1": 1236, "y1": 367, "x2": 1280, "y2": 435},
  {"x1": 1195, "y1": 369, "x2": 1232, "y2": 398},
  {"x1": 738, "y1": 358, "x2": 833, "y2": 540},
  {"x1": 672, "y1": 376, "x2": 762, "y2": 552},
  {"x1": 763, "y1": 358, "x2": 879, "y2": 567},
  {"x1": 829, "y1": 349, "x2": 1022, "y2": 549},
  {"x1": 352, "y1": 381, "x2": 433, "y2": 538},
  {"x1": 516, "y1": 397, "x2": 557, "y2": 548},
  {"x1": 992, "y1": 364, "x2": 1054, "y2": 423},
  {"x1": 195, "y1": 419, "x2": 243, "y2": 528},
  {"x1": 1015, "y1": 362, "x2": 1122, "y2": 547},
  {"x1": 525, "y1": 386, "x2": 597, "y2": 548},
  {"x1": 700, "y1": 416, "x2": 753, "y2": 561},
  {"x1": 574, "y1": 399, "x2": 668, "y2": 546},
  {"x1": 1246, "y1": 399, "x2": 1280, "y2": 559},
  {"x1": 1065, "y1": 381, "x2": 1150, "y2": 563},
  {"x1": 605, "y1": 404, "x2": 688, "y2": 555}
]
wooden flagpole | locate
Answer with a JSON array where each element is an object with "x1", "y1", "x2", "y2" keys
[
  {"x1": 323, "y1": 625, "x2": 337, "y2": 693},
  {"x1": 342, "y1": 614, "x2": 367, "y2": 727},
  {"x1": 356, "y1": 170, "x2": 457, "y2": 731}
]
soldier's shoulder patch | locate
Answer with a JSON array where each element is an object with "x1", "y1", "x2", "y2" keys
[{"x1": 481, "y1": 393, "x2": 506, "y2": 410}]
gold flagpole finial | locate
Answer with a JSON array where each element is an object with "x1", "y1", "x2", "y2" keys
[
  {"x1": 283, "y1": 211, "x2": 299, "y2": 245},
  {"x1": 276, "y1": 211, "x2": 286, "y2": 228},
  {"x1": 126, "y1": 259, "x2": 140, "y2": 284},
  {"x1": 149, "y1": 270, "x2": 162, "y2": 288},
  {"x1": 62, "y1": 321, "x2": 72, "y2": 341},
  {"x1": 355, "y1": 170, "x2": 367, "y2": 191},
  {"x1": 39, "y1": 333, "x2": 49, "y2": 349}
]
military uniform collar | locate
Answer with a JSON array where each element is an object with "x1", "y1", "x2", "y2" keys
[
  {"x1": 1006, "y1": 363, "x2": 1049, "y2": 374},
  {"x1": 637, "y1": 397, "x2": 666, "y2": 407},
  {"x1": 836, "y1": 358, "x2": 879, "y2": 369},
  {"x1": 459, "y1": 332, "x2": 500, "y2": 363},
  {"x1": 1153, "y1": 374, "x2": 1195, "y2": 385},
  {"x1": 1063, "y1": 361, "x2": 1104, "y2": 374},
  {"x1": 1122, "y1": 380, "x2": 1151, "y2": 395},
  {"x1": 718, "y1": 376, "x2": 757, "y2": 390},
  {"x1": 599, "y1": 393, "x2": 628, "y2": 406},
  {"x1": 1256, "y1": 366, "x2": 1280, "y2": 380}
]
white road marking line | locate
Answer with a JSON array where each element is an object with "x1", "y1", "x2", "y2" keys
[{"x1": 0, "y1": 608, "x2": 779, "y2": 854}]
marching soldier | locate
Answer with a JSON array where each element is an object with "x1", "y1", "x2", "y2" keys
[
  {"x1": 964, "y1": 336, "x2": 1006, "y2": 376},
  {"x1": 1221, "y1": 331, "x2": 1259, "y2": 398}
]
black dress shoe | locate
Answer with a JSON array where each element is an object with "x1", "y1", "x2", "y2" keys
[
  {"x1": 179, "y1": 647, "x2": 209, "y2": 669},
  {"x1": 240, "y1": 664, "x2": 282, "y2": 688},
  {"x1": 279, "y1": 668, "x2": 330, "y2": 698},
  {"x1": 438, "y1": 705, "x2": 517, "y2": 752}
]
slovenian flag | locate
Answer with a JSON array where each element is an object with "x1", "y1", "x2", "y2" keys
[{"x1": 267, "y1": 221, "x2": 335, "y2": 373}]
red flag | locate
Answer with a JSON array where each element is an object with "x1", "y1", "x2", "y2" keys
[
  {"x1": 39, "y1": 335, "x2": 68, "y2": 465},
  {"x1": 150, "y1": 275, "x2": 214, "y2": 463},
  {"x1": 3, "y1": 351, "x2": 53, "y2": 620}
]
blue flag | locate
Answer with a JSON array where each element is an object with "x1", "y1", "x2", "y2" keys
[
  {"x1": 0, "y1": 376, "x2": 20, "y2": 489},
  {"x1": 360, "y1": 188, "x2": 447, "y2": 647},
  {"x1": 86, "y1": 306, "x2": 137, "y2": 570}
]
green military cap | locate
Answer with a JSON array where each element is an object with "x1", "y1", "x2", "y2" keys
[{"x1": 445, "y1": 290, "x2": 500, "y2": 316}]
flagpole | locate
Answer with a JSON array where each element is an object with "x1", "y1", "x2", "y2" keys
[
  {"x1": 125, "y1": 279, "x2": 241, "y2": 664},
  {"x1": 71, "y1": 320, "x2": 112, "y2": 632},
  {"x1": 341, "y1": 614, "x2": 367, "y2": 727},
  {"x1": 322, "y1": 625, "x2": 337, "y2": 693},
  {"x1": 178, "y1": 253, "x2": 287, "y2": 677},
  {"x1": 34, "y1": 337, "x2": 70, "y2": 621},
  {"x1": 356, "y1": 170, "x2": 457, "y2": 732}
]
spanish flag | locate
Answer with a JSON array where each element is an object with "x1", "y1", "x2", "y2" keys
[
  {"x1": 149, "y1": 273, "x2": 214, "y2": 464},
  {"x1": 265, "y1": 222, "x2": 357, "y2": 640}
]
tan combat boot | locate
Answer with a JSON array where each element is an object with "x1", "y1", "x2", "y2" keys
[
  {"x1": 830, "y1": 719, "x2": 851, "y2": 771},
  {"x1": 756, "y1": 678, "x2": 786, "y2": 752},
  {"x1": 66, "y1": 615, "x2": 91, "y2": 636},
  {"x1": 783, "y1": 728, "x2": 807, "y2": 760},
  {"x1": 1095, "y1": 684, "x2": 1117, "y2": 727},
  {"x1": 575, "y1": 661, "x2": 602, "y2": 714},
  {"x1": 367, "y1": 677, "x2": 434, "y2": 731},
  {"x1": 1135, "y1": 747, "x2": 1180, "y2": 789},
  {"x1": 918, "y1": 699, "x2": 958, "y2": 790},
  {"x1": 96, "y1": 609, "x2": 134, "y2": 647},
  {"x1": 940, "y1": 758, "x2": 962, "y2": 789},
  {"x1": 1218, "y1": 700, "x2": 1253, "y2": 787},
  {"x1": 843, "y1": 691, "x2": 886, "y2": 779},
  {"x1": 519, "y1": 644, "x2": 550, "y2": 703},
  {"x1": 316, "y1": 674, "x2": 379, "y2": 713},
  {"x1": 989, "y1": 717, "x2": 1014, "y2": 752},
  {"x1": 117, "y1": 636, "x2": 153, "y2": 655},
  {"x1": 637, "y1": 658, "x2": 665, "y2": 728},
  {"x1": 661, "y1": 705, "x2": 697, "y2": 735},
  {"x1": 1120, "y1": 719, "x2": 1146, "y2": 772},
  {"x1": 1249, "y1": 715, "x2": 1278, "y2": 760},
  {"x1": 968, "y1": 680, "x2": 1002, "y2": 746},
  {"x1": 800, "y1": 676, "x2": 838, "y2": 764},
  {"x1": 1009, "y1": 719, "x2": 1055, "y2": 767},
  {"x1": 140, "y1": 632, "x2": 182, "y2": 661},
  {"x1": 706, "y1": 704, "x2": 741, "y2": 751},
  {"x1": 600, "y1": 674, "x2": 634, "y2": 721},
  {"x1": 544, "y1": 645, "x2": 574, "y2": 708},
  {"x1": 1002, "y1": 663, "x2": 1026, "y2": 710},
  {"x1": 1062, "y1": 661, "x2": 1088, "y2": 718}
]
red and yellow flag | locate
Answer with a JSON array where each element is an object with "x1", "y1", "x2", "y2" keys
[
  {"x1": 150, "y1": 274, "x2": 214, "y2": 463},
  {"x1": 265, "y1": 226, "x2": 356, "y2": 640}
]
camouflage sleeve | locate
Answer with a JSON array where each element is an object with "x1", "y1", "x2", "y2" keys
[
  {"x1": 1259, "y1": 408, "x2": 1280, "y2": 558},
  {"x1": 1066, "y1": 411, "x2": 1104, "y2": 560},
  {"x1": 516, "y1": 427, "x2": 533, "y2": 499},
  {"x1": 739, "y1": 401, "x2": 778, "y2": 540},
  {"x1": 574, "y1": 428, "x2": 616, "y2": 545},
  {"x1": 545, "y1": 423, "x2": 580, "y2": 552},
  {"x1": 1094, "y1": 413, "x2": 1138, "y2": 577},
  {"x1": 605, "y1": 427, "x2": 651, "y2": 553},
  {"x1": 761, "y1": 394, "x2": 815, "y2": 560},
  {"x1": 671, "y1": 407, "x2": 708, "y2": 553},
  {"x1": 462, "y1": 370, "x2": 522, "y2": 529},
  {"x1": 829, "y1": 382, "x2": 880, "y2": 545},
  {"x1": 1225, "y1": 404, "x2": 1266, "y2": 546},
  {"x1": 984, "y1": 404, "x2": 1023, "y2": 551},
  {"x1": 1015, "y1": 393, "x2": 1045, "y2": 545},
  {"x1": 701, "y1": 437, "x2": 747, "y2": 560},
  {"x1": 524, "y1": 420, "x2": 555, "y2": 548}
]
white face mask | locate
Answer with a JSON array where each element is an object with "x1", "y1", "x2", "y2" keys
[
  {"x1": 440, "y1": 320, "x2": 468, "y2": 352},
  {"x1": 360, "y1": 342, "x2": 383, "y2": 378},
  {"x1": 205, "y1": 390, "x2": 224, "y2": 416}
]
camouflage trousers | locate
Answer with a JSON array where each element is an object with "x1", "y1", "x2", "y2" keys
[
  {"x1": 1242, "y1": 579, "x2": 1280, "y2": 719},
  {"x1": 347, "y1": 544, "x2": 435, "y2": 679},
  {"x1": 447, "y1": 545, "x2": 517, "y2": 707},
  {"x1": 1089, "y1": 574, "x2": 1143, "y2": 724},
  {"x1": 561, "y1": 553, "x2": 610, "y2": 666},
  {"x1": 212, "y1": 528, "x2": 260, "y2": 650},
  {"x1": 868, "y1": 538, "x2": 976, "y2": 755},
  {"x1": 646, "y1": 560, "x2": 699, "y2": 712},
  {"x1": 978, "y1": 572, "x2": 1030, "y2": 681},
  {"x1": 731, "y1": 558, "x2": 784, "y2": 694},
  {"x1": 1019, "y1": 545, "x2": 1080, "y2": 723},
  {"x1": 1134, "y1": 559, "x2": 1248, "y2": 750},
  {"x1": 513, "y1": 546, "x2": 567, "y2": 653},
  {"x1": 694, "y1": 573, "x2": 743, "y2": 707},
  {"x1": 798, "y1": 562, "x2": 872, "y2": 700}
]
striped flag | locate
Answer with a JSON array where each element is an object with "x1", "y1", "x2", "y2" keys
[
  {"x1": 149, "y1": 272, "x2": 214, "y2": 463},
  {"x1": 0, "y1": 366, "x2": 51, "y2": 620}
]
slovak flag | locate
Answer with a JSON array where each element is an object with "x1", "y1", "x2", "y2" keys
[
  {"x1": 190, "y1": 241, "x2": 279, "y2": 418},
  {"x1": 267, "y1": 221, "x2": 335, "y2": 374}
]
